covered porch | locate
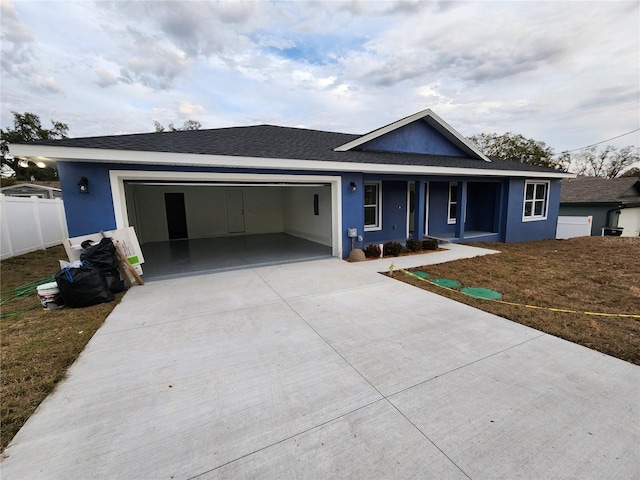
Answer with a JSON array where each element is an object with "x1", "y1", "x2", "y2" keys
[{"x1": 424, "y1": 179, "x2": 504, "y2": 243}]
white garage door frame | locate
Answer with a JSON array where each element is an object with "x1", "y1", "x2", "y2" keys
[{"x1": 109, "y1": 170, "x2": 343, "y2": 258}]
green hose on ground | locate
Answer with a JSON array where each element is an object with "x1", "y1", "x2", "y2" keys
[{"x1": 0, "y1": 275, "x2": 56, "y2": 307}]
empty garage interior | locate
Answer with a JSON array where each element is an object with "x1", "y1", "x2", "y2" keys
[{"x1": 124, "y1": 181, "x2": 334, "y2": 280}]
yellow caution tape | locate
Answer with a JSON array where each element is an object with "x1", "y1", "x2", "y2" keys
[{"x1": 388, "y1": 264, "x2": 640, "y2": 319}]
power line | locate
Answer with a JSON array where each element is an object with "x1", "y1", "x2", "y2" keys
[{"x1": 559, "y1": 127, "x2": 640, "y2": 154}]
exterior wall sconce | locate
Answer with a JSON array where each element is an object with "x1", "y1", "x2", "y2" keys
[
  {"x1": 78, "y1": 177, "x2": 89, "y2": 194},
  {"x1": 350, "y1": 181, "x2": 357, "y2": 193}
]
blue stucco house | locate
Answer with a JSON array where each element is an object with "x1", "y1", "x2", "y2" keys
[{"x1": 11, "y1": 109, "x2": 571, "y2": 260}]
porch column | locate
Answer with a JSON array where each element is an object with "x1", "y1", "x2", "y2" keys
[
  {"x1": 454, "y1": 180, "x2": 467, "y2": 239},
  {"x1": 414, "y1": 181, "x2": 425, "y2": 240}
]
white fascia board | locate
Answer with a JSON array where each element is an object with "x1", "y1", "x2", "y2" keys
[
  {"x1": 332, "y1": 108, "x2": 492, "y2": 162},
  {"x1": 10, "y1": 143, "x2": 574, "y2": 179},
  {"x1": 421, "y1": 110, "x2": 492, "y2": 162},
  {"x1": 333, "y1": 109, "x2": 434, "y2": 151}
]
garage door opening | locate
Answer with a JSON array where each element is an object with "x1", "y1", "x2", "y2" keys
[
  {"x1": 118, "y1": 177, "x2": 339, "y2": 280},
  {"x1": 138, "y1": 233, "x2": 331, "y2": 280}
]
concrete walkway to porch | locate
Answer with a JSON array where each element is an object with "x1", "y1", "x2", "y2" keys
[{"x1": 1, "y1": 245, "x2": 638, "y2": 479}]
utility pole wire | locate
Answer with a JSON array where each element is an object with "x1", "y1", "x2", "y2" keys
[{"x1": 557, "y1": 127, "x2": 640, "y2": 155}]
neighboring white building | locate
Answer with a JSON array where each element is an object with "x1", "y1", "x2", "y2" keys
[{"x1": 0, "y1": 182, "x2": 62, "y2": 199}]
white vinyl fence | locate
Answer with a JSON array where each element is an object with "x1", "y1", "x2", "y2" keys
[
  {"x1": 556, "y1": 215, "x2": 592, "y2": 239},
  {"x1": 0, "y1": 194, "x2": 69, "y2": 260}
]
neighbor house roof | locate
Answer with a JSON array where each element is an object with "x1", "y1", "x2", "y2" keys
[
  {"x1": 560, "y1": 176, "x2": 640, "y2": 204},
  {"x1": 10, "y1": 115, "x2": 572, "y2": 178}
]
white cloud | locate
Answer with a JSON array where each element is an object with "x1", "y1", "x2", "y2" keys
[
  {"x1": 95, "y1": 68, "x2": 117, "y2": 88},
  {"x1": 178, "y1": 101, "x2": 205, "y2": 116},
  {"x1": 1, "y1": 0, "x2": 638, "y2": 152},
  {"x1": 34, "y1": 75, "x2": 64, "y2": 95}
]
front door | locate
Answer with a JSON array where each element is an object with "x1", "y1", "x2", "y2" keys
[{"x1": 225, "y1": 190, "x2": 245, "y2": 233}]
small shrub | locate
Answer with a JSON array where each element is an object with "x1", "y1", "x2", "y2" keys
[
  {"x1": 383, "y1": 241, "x2": 403, "y2": 257},
  {"x1": 422, "y1": 238, "x2": 438, "y2": 250},
  {"x1": 364, "y1": 244, "x2": 381, "y2": 258},
  {"x1": 405, "y1": 238, "x2": 421, "y2": 252}
]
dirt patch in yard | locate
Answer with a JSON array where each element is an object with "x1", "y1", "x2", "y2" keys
[{"x1": 385, "y1": 236, "x2": 640, "y2": 365}]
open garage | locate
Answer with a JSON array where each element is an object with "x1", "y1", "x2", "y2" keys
[{"x1": 112, "y1": 171, "x2": 342, "y2": 280}]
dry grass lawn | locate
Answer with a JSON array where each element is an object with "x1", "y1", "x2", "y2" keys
[
  {"x1": 387, "y1": 236, "x2": 640, "y2": 366},
  {"x1": 1, "y1": 245, "x2": 123, "y2": 451}
]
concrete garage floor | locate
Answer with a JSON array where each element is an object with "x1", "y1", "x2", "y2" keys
[
  {"x1": 1, "y1": 246, "x2": 639, "y2": 479},
  {"x1": 141, "y1": 233, "x2": 332, "y2": 281}
]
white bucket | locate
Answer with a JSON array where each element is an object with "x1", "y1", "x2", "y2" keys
[{"x1": 36, "y1": 281, "x2": 64, "y2": 310}]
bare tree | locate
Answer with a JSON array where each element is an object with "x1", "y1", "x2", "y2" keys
[
  {"x1": 571, "y1": 145, "x2": 639, "y2": 178},
  {"x1": 154, "y1": 119, "x2": 202, "y2": 132}
]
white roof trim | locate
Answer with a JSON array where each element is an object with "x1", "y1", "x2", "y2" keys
[
  {"x1": 333, "y1": 108, "x2": 492, "y2": 162},
  {"x1": 9, "y1": 144, "x2": 574, "y2": 179}
]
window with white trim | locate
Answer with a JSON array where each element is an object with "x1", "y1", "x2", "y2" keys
[
  {"x1": 447, "y1": 182, "x2": 457, "y2": 224},
  {"x1": 364, "y1": 182, "x2": 382, "y2": 231},
  {"x1": 523, "y1": 180, "x2": 549, "y2": 221}
]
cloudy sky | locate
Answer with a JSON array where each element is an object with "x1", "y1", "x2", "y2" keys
[{"x1": 1, "y1": 0, "x2": 639, "y2": 155}]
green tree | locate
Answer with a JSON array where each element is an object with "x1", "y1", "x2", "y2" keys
[
  {"x1": 1, "y1": 112, "x2": 68, "y2": 180},
  {"x1": 469, "y1": 132, "x2": 565, "y2": 170},
  {"x1": 154, "y1": 119, "x2": 202, "y2": 132},
  {"x1": 569, "y1": 145, "x2": 639, "y2": 178}
]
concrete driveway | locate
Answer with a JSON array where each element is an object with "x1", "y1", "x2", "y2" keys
[{"x1": 2, "y1": 245, "x2": 639, "y2": 479}]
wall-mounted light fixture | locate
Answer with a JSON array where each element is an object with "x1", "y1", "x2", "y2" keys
[
  {"x1": 350, "y1": 181, "x2": 357, "y2": 193},
  {"x1": 78, "y1": 177, "x2": 89, "y2": 194}
]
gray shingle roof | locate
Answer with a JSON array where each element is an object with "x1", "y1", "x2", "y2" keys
[
  {"x1": 22, "y1": 124, "x2": 561, "y2": 174},
  {"x1": 560, "y1": 176, "x2": 640, "y2": 203}
]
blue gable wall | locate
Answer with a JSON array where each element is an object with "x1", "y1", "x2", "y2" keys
[{"x1": 358, "y1": 120, "x2": 467, "y2": 157}]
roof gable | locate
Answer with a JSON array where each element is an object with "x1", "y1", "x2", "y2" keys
[{"x1": 333, "y1": 109, "x2": 491, "y2": 162}]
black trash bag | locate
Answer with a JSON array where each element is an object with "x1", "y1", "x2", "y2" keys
[
  {"x1": 80, "y1": 238, "x2": 117, "y2": 270},
  {"x1": 55, "y1": 264, "x2": 114, "y2": 308},
  {"x1": 103, "y1": 267, "x2": 126, "y2": 294},
  {"x1": 80, "y1": 238, "x2": 126, "y2": 293}
]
